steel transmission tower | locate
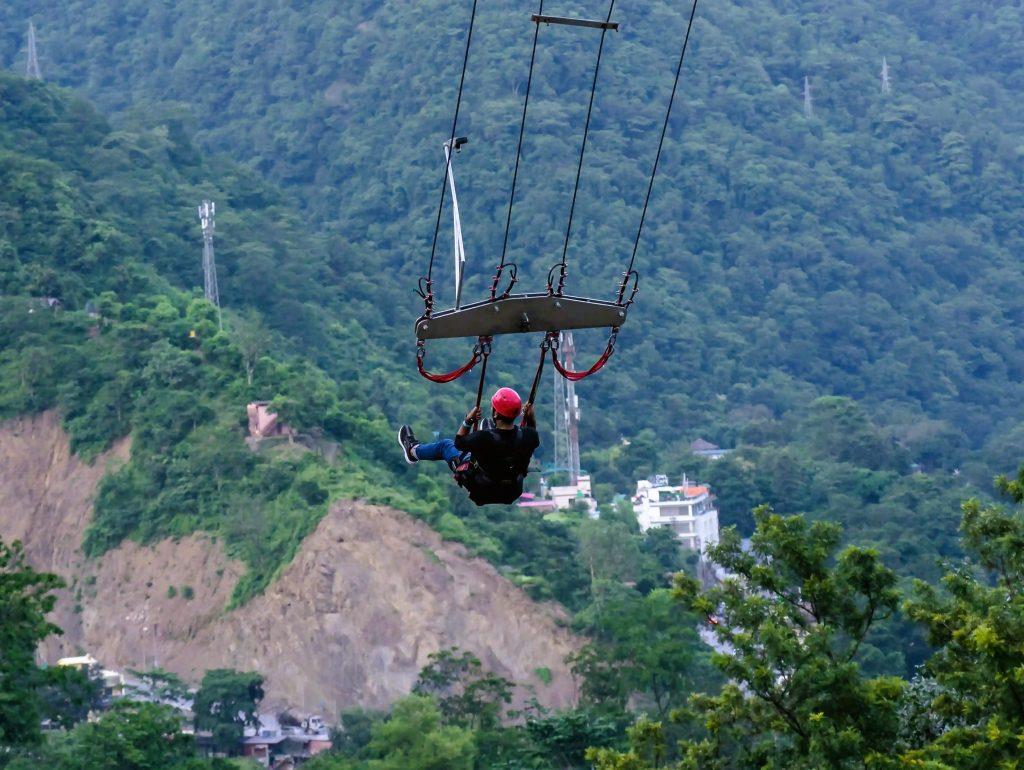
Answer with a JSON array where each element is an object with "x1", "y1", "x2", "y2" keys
[
  {"x1": 26, "y1": 22, "x2": 42, "y2": 80},
  {"x1": 881, "y1": 57, "x2": 892, "y2": 95},
  {"x1": 197, "y1": 201, "x2": 222, "y2": 329},
  {"x1": 552, "y1": 332, "x2": 581, "y2": 485}
]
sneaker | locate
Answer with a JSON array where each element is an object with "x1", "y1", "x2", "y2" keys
[{"x1": 398, "y1": 425, "x2": 419, "y2": 464}]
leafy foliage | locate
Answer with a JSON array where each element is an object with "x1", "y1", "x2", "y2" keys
[
  {"x1": 898, "y1": 470, "x2": 1024, "y2": 769},
  {"x1": 412, "y1": 648, "x2": 512, "y2": 732},
  {"x1": 4, "y1": 1, "x2": 1024, "y2": 481},
  {"x1": 192, "y1": 669, "x2": 264, "y2": 756},
  {"x1": 675, "y1": 508, "x2": 903, "y2": 767},
  {"x1": 0, "y1": 537, "x2": 64, "y2": 748}
]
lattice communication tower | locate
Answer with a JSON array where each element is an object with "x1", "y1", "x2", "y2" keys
[
  {"x1": 552, "y1": 331, "x2": 582, "y2": 485},
  {"x1": 197, "y1": 200, "x2": 222, "y2": 329},
  {"x1": 26, "y1": 22, "x2": 42, "y2": 80}
]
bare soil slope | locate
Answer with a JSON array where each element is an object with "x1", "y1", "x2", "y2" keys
[{"x1": 0, "y1": 412, "x2": 578, "y2": 714}]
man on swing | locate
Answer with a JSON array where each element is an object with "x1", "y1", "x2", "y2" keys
[{"x1": 398, "y1": 387, "x2": 539, "y2": 506}]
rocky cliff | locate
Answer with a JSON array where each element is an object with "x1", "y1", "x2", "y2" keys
[{"x1": 0, "y1": 412, "x2": 578, "y2": 715}]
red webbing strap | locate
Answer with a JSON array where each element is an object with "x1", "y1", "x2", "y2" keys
[
  {"x1": 550, "y1": 328, "x2": 618, "y2": 382},
  {"x1": 417, "y1": 340, "x2": 481, "y2": 384}
]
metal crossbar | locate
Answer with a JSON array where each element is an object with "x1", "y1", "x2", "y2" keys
[
  {"x1": 531, "y1": 14, "x2": 619, "y2": 31},
  {"x1": 415, "y1": 293, "x2": 628, "y2": 340}
]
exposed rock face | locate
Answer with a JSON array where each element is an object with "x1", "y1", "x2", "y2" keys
[{"x1": 0, "y1": 412, "x2": 579, "y2": 716}]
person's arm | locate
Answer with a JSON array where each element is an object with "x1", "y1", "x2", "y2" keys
[
  {"x1": 457, "y1": 406, "x2": 482, "y2": 439},
  {"x1": 522, "y1": 402, "x2": 536, "y2": 429},
  {"x1": 454, "y1": 407, "x2": 485, "y2": 453}
]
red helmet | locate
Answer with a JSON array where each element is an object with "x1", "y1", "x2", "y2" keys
[{"x1": 491, "y1": 387, "x2": 522, "y2": 419}]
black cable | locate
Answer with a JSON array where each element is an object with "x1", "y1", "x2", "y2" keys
[
  {"x1": 625, "y1": 0, "x2": 699, "y2": 279},
  {"x1": 426, "y1": 0, "x2": 480, "y2": 287},
  {"x1": 497, "y1": 0, "x2": 545, "y2": 282},
  {"x1": 555, "y1": 0, "x2": 617, "y2": 296}
]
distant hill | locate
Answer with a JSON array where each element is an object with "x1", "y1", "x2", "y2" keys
[{"x1": 2, "y1": 1, "x2": 1023, "y2": 481}]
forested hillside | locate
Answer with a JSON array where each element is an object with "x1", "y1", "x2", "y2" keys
[
  {"x1": 4, "y1": 3, "x2": 1024, "y2": 768},
  {"x1": 0, "y1": 73, "x2": 601, "y2": 609},
  {"x1": 2, "y1": 0, "x2": 1023, "y2": 484}
]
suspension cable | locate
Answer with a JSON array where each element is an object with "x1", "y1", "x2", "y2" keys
[
  {"x1": 623, "y1": 0, "x2": 699, "y2": 283},
  {"x1": 426, "y1": 0, "x2": 480, "y2": 290},
  {"x1": 553, "y1": 0, "x2": 617, "y2": 297},
  {"x1": 492, "y1": 0, "x2": 546, "y2": 301}
]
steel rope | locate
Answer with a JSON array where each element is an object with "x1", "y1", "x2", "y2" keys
[{"x1": 554, "y1": 0, "x2": 617, "y2": 297}]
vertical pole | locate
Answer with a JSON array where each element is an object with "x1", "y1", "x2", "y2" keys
[
  {"x1": 881, "y1": 57, "x2": 891, "y2": 95},
  {"x1": 803, "y1": 76, "x2": 814, "y2": 118},
  {"x1": 26, "y1": 22, "x2": 42, "y2": 81}
]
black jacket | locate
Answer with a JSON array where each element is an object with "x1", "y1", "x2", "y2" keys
[{"x1": 453, "y1": 426, "x2": 540, "y2": 506}]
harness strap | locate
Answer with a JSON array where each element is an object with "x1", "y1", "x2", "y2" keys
[
  {"x1": 416, "y1": 337, "x2": 485, "y2": 384},
  {"x1": 521, "y1": 335, "x2": 553, "y2": 428},
  {"x1": 550, "y1": 328, "x2": 619, "y2": 382},
  {"x1": 471, "y1": 337, "x2": 493, "y2": 428}
]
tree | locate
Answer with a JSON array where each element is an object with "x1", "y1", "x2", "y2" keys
[
  {"x1": 671, "y1": 508, "x2": 903, "y2": 768},
  {"x1": 570, "y1": 589, "x2": 718, "y2": 718},
  {"x1": 38, "y1": 664, "x2": 104, "y2": 730},
  {"x1": 192, "y1": 669, "x2": 264, "y2": 755},
  {"x1": 577, "y1": 520, "x2": 643, "y2": 589},
  {"x1": 412, "y1": 648, "x2": 512, "y2": 731},
  {"x1": 523, "y1": 706, "x2": 623, "y2": 770},
  {"x1": 52, "y1": 701, "x2": 192, "y2": 770},
  {"x1": 801, "y1": 397, "x2": 899, "y2": 471},
  {"x1": 126, "y1": 668, "x2": 190, "y2": 704},
  {"x1": 0, "y1": 538, "x2": 64, "y2": 747},
  {"x1": 231, "y1": 310, "x2": 270, "y2": 386},
  {"x1": 365, "y1": 695, "x2": 476, "y2": 770},
  {"x1": 898, "y1": 467, "x2": 1024, "y2": 768}
]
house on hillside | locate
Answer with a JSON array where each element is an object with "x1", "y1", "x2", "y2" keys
[
  {"x1": 56, "y1": 655, "x2": 126, "y2": 700},
  {"x1": 242, "y1": 713, "x2": 332, "y2": 767},
  {"x1": 247, "y1": 402, "x2": 297, "y2": 440},
  {"x1": 689, "y1": 438, "x2": 730, "y2": 460},
  {"x1": 633, "y1": 476, "x2": 720, "y2": 555},
  {"x1": 542, "y1": 474, "x2": 598, "y2": 517}
]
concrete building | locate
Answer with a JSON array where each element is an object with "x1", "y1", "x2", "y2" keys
[
  {"x1": 247, "y1": 402, "x2": 297, "y2": 440},
  {"x1": 633, "y1": 476, "x2": 720, "y2": 554},
  {"x1": 242, "y1": 713, "x2": 332, "y2": 767},
  {"x1": 689, "y1": 438, "x2": 731, "y2": 461},
  {"x1": 537, "y1": 474, "x2": 598, "y2": 517},
  {"x1": 56, "y1": 655, "x2": 126, "y2": 699}
]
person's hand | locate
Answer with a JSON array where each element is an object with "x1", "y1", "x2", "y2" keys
[
  {"x1": 523, "y1": 403, "x2": 536, "y2": 426},
  {"x1": 465, "y1": 406, "x2": 482, "y2": 424}
]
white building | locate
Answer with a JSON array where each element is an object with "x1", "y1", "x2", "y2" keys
[
  {"x1": 547, "y1": 474, "x2": 598, "y2": 517},
  {"x1": 633, "y1": 476, "x2": 720, "y2": 554}
]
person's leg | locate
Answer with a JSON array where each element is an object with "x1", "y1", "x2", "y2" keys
[{"x1": 412, "y1": 438, "x2": 464, "y2": 464}]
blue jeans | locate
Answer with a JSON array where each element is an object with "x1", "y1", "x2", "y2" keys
[{"x1": 416, "y1": 438, "x2": 468, "y2": 465}]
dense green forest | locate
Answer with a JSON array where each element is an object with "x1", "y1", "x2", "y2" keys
[
  {"x1": 5, "y1": 479, "x2": 1024, "y2": 769},
  {"x1": 0, "y1": 72, "x2": 605, "y2": 608},
  {"x1": 2, "y1": 1, "x2": 1023, "y2": 483},
  {"x1": 3, "y1": 1, "x2": 1024, "y2": 766}
]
